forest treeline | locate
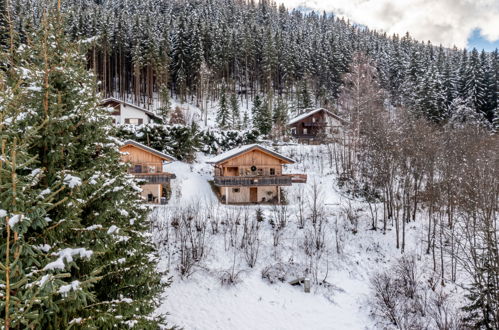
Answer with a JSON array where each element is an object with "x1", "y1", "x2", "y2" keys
[{"x1": 5, "y1": 0, "x2": 498, "y2": 125}]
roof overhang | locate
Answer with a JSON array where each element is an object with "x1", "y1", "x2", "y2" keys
[
  {"x1": 121, "y1": 140, "x2": 176, "y2": 162},
  {"x1": 206, "y1": 144, "x2": 295, "y2": 165}
]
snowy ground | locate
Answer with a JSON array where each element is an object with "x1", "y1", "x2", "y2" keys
[{"x1": 152, "y1": 144, "x2": 428, "y2": 330}]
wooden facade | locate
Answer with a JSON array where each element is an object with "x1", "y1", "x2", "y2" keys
[
  {"x1": 288, "y1": 108, "x2": 347, "y2": 142},
  {"x1": 208, "y1": 145, "x2": 307, "y2": 204},
  {"x1": 120, "y1": 140, "x2": 175, "y2": 204}
]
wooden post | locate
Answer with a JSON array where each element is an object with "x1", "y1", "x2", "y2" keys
[
  {"x1": 225, "y1": 186, "x2": 229, "y2": 205},
  {"x1": 304, "y1": 278, "x2": 310, "y2": 293},
  {"x1": 277, "y1": 186, "x2": 281, "y2": 204}
]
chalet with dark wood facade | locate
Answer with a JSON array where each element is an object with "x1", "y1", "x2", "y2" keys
[
  {"x1": 288, "y1": 108, "x2": 347, "y2": 142},
  {"x1": 120, "y1": 140, "x2": 176, "y2": 204},
  {"x1": 207, "y1": 144, "x2": 307, "y2": 204}
]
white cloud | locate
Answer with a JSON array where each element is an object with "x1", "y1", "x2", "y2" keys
[{"x1": 278, "y1": 0, "x2": 499, "y2": 48}]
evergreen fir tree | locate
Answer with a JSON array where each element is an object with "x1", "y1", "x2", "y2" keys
[
  {"x1": 0, "y1": 0, "x2": 9, "y2": 49},
  {"x1": 230, "y1": 92, "x2": 240, "y2": 128},
  {"x1": 253, "y1": 97, "x2": 273, "y2": 136},
  {"x1": 297, "y1": 80, "x2": 312, "y2": 111},
  {"x1": 251, "y1": 94, "x2": 262, "y2": 116},
  {"x1": 158, "y1": 84, "x2": 171, "y2": 122},
  {"x1": 273, "y1": 96, "x2": 288, "y2": 137},
  {"x1": 0, "y1": 10, "x2": 167, "y2": 328},
  {"x1": 217, "y1": 84, "x2": 230, "y2": 128},
  {"x1": 243, "y1": 111, "x2": 250, "y2": 128}
]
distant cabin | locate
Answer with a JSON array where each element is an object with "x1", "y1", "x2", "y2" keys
[
  {"x1": 120, "y1": 140, "x2": 176, "y2": 204},
  {"x1": 207, "y1": 144, "x2": 307, "y2": 204},
  {"x1": 101, "y1": 97, "x2": 161, "y2": 125},
  {"x1": 288, "y1": 108, "x2": 348, "y2": 142}
]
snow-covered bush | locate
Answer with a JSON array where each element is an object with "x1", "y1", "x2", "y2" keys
[
  {"x1": 199, "y1": 128, "x2": 260, "y2": 154},
  {"x1": 117, "y1": 124, "x2": 260, "y2": 162},
  {"x1": 370, "y1": 255, "x2": 464, "y2": 329},
  {"x1": 220, "y1": 249, "x2": 244, "y2": 286},
  {"x1": 241, "y1": 211, "x2": 261, "y2": 268},
  {"x1": 118, "y1": 123, "x2": 202, "y2": 161},
  {"x1": 261, "y1": 262, "x2": 305, "y2": 284}
]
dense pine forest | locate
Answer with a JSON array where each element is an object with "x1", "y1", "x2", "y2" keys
[{"x1": 6, "y1": 0, "x2": 499, "y2": 124}]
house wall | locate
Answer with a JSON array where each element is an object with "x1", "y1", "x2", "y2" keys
[
  {"x1": 141, "y1": 183, "x2": 162, "y2": 203},
  {"x1": 290, "y1": 110, "x2": 344, "y2": 139},
  {"x1": 219, "y1": 186, "x2": 278, "y2": 204},
  {"x1": 119, "y1": 104, "x2": 151, "y2": 125},
  {"x1": 221, "y1": 150, "x2": 282, "y2": 170},
  {"x1": 120, "y1": 145, "x2": 165, "y2": 169}
]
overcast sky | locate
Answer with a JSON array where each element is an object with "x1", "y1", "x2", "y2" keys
[{"x1": 278, "y1": 0, "x2": 499, "y2": 50}]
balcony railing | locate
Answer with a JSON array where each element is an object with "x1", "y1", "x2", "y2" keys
[
  {"x1": 133, "y1": 172, "x2": 176, "y2": 184},
  {"x1": 303, "y1": 122, "x2": 327, "y2": 127},
  {"x1": 214, "y1": 175, "x2": 293, "y2": 187}
]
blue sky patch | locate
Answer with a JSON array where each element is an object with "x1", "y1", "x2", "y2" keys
[{"x1": 467, "y1": 29, "x2": 498, "y2": 52}]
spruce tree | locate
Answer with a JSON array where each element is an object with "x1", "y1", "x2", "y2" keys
[
  {"x1": 230, "y1": 92, "x2": 240, "y2": 128},
  {"x1": 158, "y1": 84, "x2": 171, "y2": 122},
  {"x1": 251, "y1": 94, "x2": 262, "y2": 116},
  {"x1": 297, "y1": 80, "x2": 312, "y2": 111},
  {"x1": 273, "y1": 96, "x2": 288, "y2": 137},
  {"x1": 217, "y1": 84, "x2": 230, "y2": 128},
  {"x1": 253, "y1": 97, "x2": 273, "y2": 136},
  {"x1": 242, "y1": 111, "x2": 250, "y2": 128},
  {"x1": 0, "y1": 9, "x2": 167, "y2": 329}
]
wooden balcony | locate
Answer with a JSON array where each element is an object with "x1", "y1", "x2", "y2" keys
[
  {"x1": 291, "y1": 174, "x2": 307, "y2": 183},
  {"x1": 303, "y1": 122, "x2": 327, "y2": 127},
  {"x1": 214, "y1": 175, "x2": 292, "y2": 187},
  {"x1": 132, "y1": 172, "x2": 176, "y2": 184}
]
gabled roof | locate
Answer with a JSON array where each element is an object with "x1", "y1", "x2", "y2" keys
[
  {"x1": 121, "y1": 140, "x2": 176, "y2": 162},
  {"x1": 288, "y1": 108, "x2": 348, "y2": 126},
  {"x1": 207, "y1": 144, "x2": 295, "y2": 165},
  {"x1": 100, "y1": 97, "x2": 162, "y2": 121}
]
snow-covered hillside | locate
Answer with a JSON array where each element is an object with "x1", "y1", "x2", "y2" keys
[{"x1": 151, "y1": 145, "x2": 433, "y2": 330}]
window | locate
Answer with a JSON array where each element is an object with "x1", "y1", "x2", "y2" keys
[
  {"x1": 312, "y1": 117, "x2": 316, "y2": 123},
  {"x1": 124, "y1": 118, "x2": 143, "y2": 125},
  {"x1": 134, "y1": 164, "x2": 142, "y2": 173},
  {"x1": 232, "y1": 188, "x2": 240, "y2": 193},
  {"x1": 303, "y1": 128, "x2": 308, "y2": 135},
  {"x1": 270, "y1": 168, "x2": 275, "y2": 176},
  {"x1": 148, "y1": 165, "x2": 156, "y2": 173},
  {"x1": 291, "y1": 127, "x2": 296, "y2": 135}
]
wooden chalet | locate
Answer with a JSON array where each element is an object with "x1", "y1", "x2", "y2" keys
[
  {"x1": 120, "y1": 140, "x2": 176, "y2": 204},
  {"x1": 288, "y1": 108, "x2": 347, "y2": 142},
  {"x1": 207, "y1": 144, "x2": 307, "y2": 204},
  {"x1": 101, "y1": 97, "x2": 161, "y2": 125}
]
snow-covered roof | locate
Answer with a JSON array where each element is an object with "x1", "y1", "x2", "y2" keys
[
  {"x1": 206, "y1": 144, "x2": 295, "y2": 164},
  {"x1": 122, "y1": 140, "x2": 176, "y2": 161},
  {"x1": 288, "y1": 108, "x2": 348, "y2": 126},
  {"x1": 101, "y1": 97, "x2": 162, "y2": 121}
]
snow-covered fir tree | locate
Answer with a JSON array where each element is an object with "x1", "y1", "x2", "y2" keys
[{"x1": 0, "y1": 9, "x2": 167, "y2": 328}]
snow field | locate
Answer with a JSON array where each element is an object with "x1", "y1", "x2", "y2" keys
[{"x1": 153, "y1": 144, "x2": 430, "y2": 330}]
